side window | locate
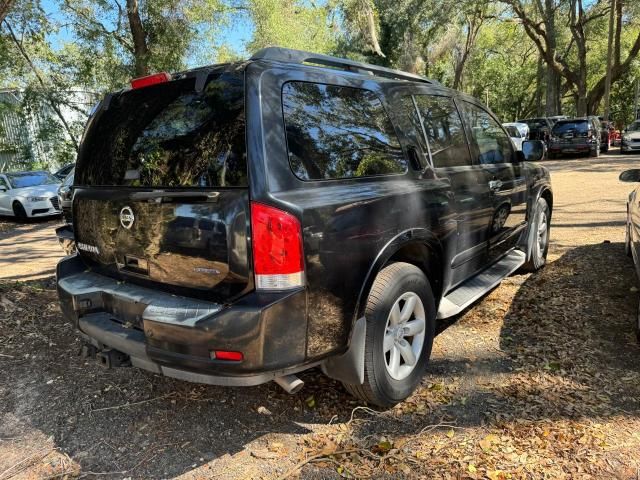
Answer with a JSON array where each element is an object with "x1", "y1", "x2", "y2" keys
[
  {"x1": 413, "y1": 95, "x2": 472, "y2": 168},
  {"x1": 282, "y1": 82, "x2": 406, "y2": 180},
  {"x1": 460, "y1": 101, "x2": 515, "y2": 165}
]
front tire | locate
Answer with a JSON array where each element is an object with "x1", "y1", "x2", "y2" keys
[
  {"x1": 342, "y1": 262, "x2": 436, "y2": 408},
  {"x1": 522, "y1": 197, "x2": 550, "y2": 272},
  {"x1": 12, "y1": 201, "x2": 27, "y2": 220},
  {"x1": 590, "y1": 145, "x2": 600, "y2": 157}
]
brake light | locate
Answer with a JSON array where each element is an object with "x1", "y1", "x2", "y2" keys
[
  {"x1": 250, "y1": 202, "x2": 305, "y2": 290},
  {"x1": 130, "y1": 72, "x2": 171, "y2": 89}
]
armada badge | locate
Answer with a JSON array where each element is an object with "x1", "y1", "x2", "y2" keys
[{"x1": 119, "y1": 206, "x2": 135, "y2": 229}]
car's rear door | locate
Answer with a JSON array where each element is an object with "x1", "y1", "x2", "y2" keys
[
  {"x1": 458, "y1": 100, "x2": 528, "y2": 261},
  {"x1": 72, "y1": 66, "x2": 253, "y2": 303}
]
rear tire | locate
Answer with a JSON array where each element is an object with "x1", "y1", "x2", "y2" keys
[
  {"x1": 342, "y1": 262, "x2": 436, "y2": 408},
  {"x1": 590, "y1": 145, "x2": 600, "y2": 157},
  {"x1": 521, "y1": 197, "x2": 550, "y2": 272},
  {"x1": 12, "y1": 201, "x2": 27, "y2": 220}
]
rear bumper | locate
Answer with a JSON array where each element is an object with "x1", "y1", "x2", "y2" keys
[
  {"x1": 56, "y1": 255, "x2": 313, "y2": 386},
  {"x1": 548, "y1": 143, "x2": 593, "y2": 154}
]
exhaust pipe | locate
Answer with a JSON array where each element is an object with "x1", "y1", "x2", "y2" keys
[{"x1": 274, "y1": 374, "x2": 304, "y2": 394}]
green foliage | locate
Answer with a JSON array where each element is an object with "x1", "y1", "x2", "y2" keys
[{"x1": 248, "y1": 0, "x2": 336, "y2": 53}]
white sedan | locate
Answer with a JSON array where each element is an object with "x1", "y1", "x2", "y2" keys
[{"x1": 0, "y1": 171, "x2": 62, "y2": 219}]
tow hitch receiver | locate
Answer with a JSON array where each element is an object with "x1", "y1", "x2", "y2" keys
[{"x1": 95, "y1": 348, "x2": 131, "y2": 368}]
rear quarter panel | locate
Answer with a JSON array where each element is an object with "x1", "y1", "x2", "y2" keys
[{"x1": 246, "y1": 61, "x2": 456, "y2": 359}]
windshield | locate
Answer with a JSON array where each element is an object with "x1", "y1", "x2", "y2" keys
[
  {"x1": 6, "y1": 172, "x2": 59, "y2": 188},
  {"x1": 628, "y1": 121, "x2": 640, "y2": 132},
  {"x1": 552, "y1": 120, "x2": 589, "y2": 135},
  {"x1": 75, "y1": 66, "x2": 246, "y2": 188},
  {"x1": 62, "y1": 168, "x2": 74, "y2": 186}
]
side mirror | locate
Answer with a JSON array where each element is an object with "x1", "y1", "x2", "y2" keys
[
  {"x1": 619, "y1": 169, "x2": 640, "y2": 182},
  {"x1": 521, "y1": 140, "x2": 545, "y2": 162},
  {"x1": 0, "y1": 186, "x2": 6, "y2": 192}
]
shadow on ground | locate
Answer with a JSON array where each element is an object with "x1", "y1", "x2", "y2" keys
[{"x1": 2, "y1": 242, "x2": 640, "y2": 479}]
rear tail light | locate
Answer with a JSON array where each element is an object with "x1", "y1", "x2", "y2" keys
[
  {"x1": 250, "y1": 202, "x2": 305, "y2": 290},
  {"x1": 130, "y1": 72, "x2": 171, "y2": 89}
]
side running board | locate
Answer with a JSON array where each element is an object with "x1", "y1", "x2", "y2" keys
[{"x1": 437, "y1": 249, "x2": 526, "y2": 319}]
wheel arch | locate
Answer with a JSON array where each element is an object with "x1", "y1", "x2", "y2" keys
[
  {"x1": 354, "y1": 229, "x2": 444, "y2": 322},
  {"x1": 321, "y1": 228, "x2": 444, "y2": 385}
]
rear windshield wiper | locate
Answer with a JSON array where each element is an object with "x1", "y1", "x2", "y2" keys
[{"x1": 130, "y1": 191, "x2": 220, "y2": 203}]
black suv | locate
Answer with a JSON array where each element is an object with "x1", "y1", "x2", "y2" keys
[
  {"x1": 548, "y1": 117, "x2": 602, "y2": 159},
  {"x1": 56, "y1": 47, "x2": 552, "y2": 407}
]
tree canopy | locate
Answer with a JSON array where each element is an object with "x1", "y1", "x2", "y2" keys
[{"x1": 0, "y1": 0, "x2": 639, "y2": 169}]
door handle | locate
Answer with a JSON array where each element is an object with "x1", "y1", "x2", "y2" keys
[{"x1": 489, "y1": 179, "x2": 503, "y2": 191}]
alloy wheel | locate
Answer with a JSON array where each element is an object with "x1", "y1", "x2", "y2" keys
[{"x1": 383, "y1": 292, "x2": 426, "y2": 380}]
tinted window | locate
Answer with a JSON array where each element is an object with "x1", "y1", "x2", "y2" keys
[
  {"x1": 461, "y1": 102, "x2": 514, "y2": 165},
  {"x1": 413, "y1": 95, "x2": 471, "y2": 168},
  {"x1": 282, "y1": 82, "x2": 406, "y2": 180},
  {"x1": 76, "y1": 68, "x2": 246, "y2": 188},
  {"x1": 504, "y1": 126, "x2": 520, "y2": 137},
  {"x1": 552, "y1": 120, "x2": 589, "y2": 135},
  {"x1": 6, "y1": 172, "x2": 59, "y2": 188}
]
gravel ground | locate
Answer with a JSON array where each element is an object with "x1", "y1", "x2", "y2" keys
[{"x1": 1, "y1": 150, "x2": 640, "y2": 479}]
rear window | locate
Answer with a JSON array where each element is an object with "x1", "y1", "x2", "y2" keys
[
  {"x1": 282, "y1": 82, "x2": 406, "y2": 181},
  {"x1": 552, "y1": 120, "x2": 589, "y2": 135},
  {"x1": 75, "y1": 67, "x2": 246, "y2": 188}
]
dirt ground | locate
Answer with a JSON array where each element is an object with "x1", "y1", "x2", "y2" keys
[{"x1": 2, "y1": 151, "x2": 640, "y2": 479}]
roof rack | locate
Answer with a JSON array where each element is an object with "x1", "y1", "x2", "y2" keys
[{"x1": 251, "y1": 47, "x2": 436, "y2": 85}]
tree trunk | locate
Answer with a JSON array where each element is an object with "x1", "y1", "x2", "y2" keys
[
  {"x1": 535, "y1": 54, "x2": 544, "y2": 116},
  {"x1": 603, "y1": 0, "x2": 616, "y2": 121},
  {"x1": 126, "y1": 0, "x2": 149, "y2": 76},
  {"x1": 0, "y1": 0, "x2": 15, "y2": 24},
  {"x1": 543, "y1": 0, "x2": 560, "y2": 115}
]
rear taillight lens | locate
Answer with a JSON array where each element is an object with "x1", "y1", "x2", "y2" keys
[
  {"x1": 250, "y1": 202, "x2": 305, "y2": 290},
  {"x1": 130, "y1": 72, "x2": 171, "y2": 89}
]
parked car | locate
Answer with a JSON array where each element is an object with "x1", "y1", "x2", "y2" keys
[
  {"x1": 0, "y1": 171, "x2": 62, "y2": 218},
  {"x1": 502, "y1": 122, "x2": 529, "y2": 150},
  {"x1": 619, "y1": 168, "x2": 640, "y2": 341},
  {"x1": 54, "y1": 163, "x2": 75, "y2": 180},
  {"x1": 621, "y1": 120, "x2": 640, "y2": 154},
  {"x1": 548, "y1": 117, "x2": 601, "y2": 158},
  {"x1": 516, "y1": 117, "x2": 553, "y2": 143},
  {"x1": 57, "y1": 167, "x2": 74, "y2": 224},
  {"x1": 598, "y1": 119, "x2": 614, "y2": 152},
  {"x1": 56, "y1": 47, "x2": 552, "y2": 407}
]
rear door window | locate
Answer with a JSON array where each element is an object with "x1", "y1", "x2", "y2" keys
[
  {"x1": 282, "y1": 82, "x2": 406, "y2": 180},
  {"x1": 413, "y1": 95, "x2": 472, "y2": 168},
  {"x1": 76, "y1": 68, "x2": 246, "y2": 188}
]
